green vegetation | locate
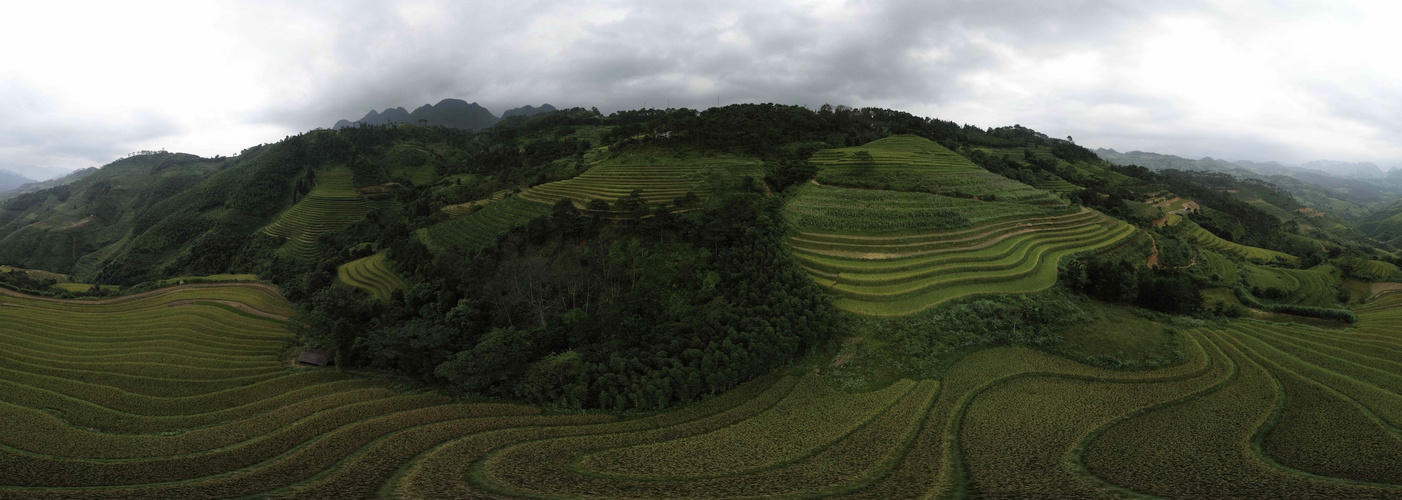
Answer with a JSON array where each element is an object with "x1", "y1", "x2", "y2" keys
[
  {"x1": 788, "y1": 196, "x2": 1133, "y2": 315},
  {"x1": 811, "y1": 135, "x2": 1062, "y2": 204},
  {"x1": 10, "y1": 103, "x2": 1402, "y2": 498},
  {"x1": 262, "y1": 168, "x2": 368, "y2": 259},
  {"x1": 1183, "y1": 219, "x2": 1298, "y2": 263},
  {"x1": 420, "y1": 151, "x2": 759, "y2": 252},
  {"x1": 336, "y1": 253, "x2": 408, "y2": 302},
  {"x1": 783, "y1": 183, "x2": 1074, "y2": 234}
]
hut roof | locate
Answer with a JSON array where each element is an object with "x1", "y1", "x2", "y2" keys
[{"x1": 297, "y1": 348, "x2": 331, "y2": 366}]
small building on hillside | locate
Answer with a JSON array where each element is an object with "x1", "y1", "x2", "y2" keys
[{"x1": 298, "y1": 348, "x2": 332, "y2": 366}]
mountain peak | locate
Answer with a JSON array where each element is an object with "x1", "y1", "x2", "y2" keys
[{"x1": 335, "y1": 100, "x2": 498, "y2": 130}]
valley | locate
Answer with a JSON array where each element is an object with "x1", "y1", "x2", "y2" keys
[{"x1": 1, "y1": 104, "x2": 1400, "y2": 498}]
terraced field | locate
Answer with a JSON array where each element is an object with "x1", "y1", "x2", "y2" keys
[
  {"x1": 420, "y1": 152, "x2": 760, "y2": 252},
  {"x1": 398, "y1": 300, "x2": 1402, "y2": 498},
  {"x1": 1341, "y1": 257, "x2": 1401, "y2": 281},
  {"x1": 337, "y1": 253, "x2": 409, "y2": 302},
  {"x1": 1032, "y1": 173, "x2": 1079, "y2": 193},
  {"x1": 441, "y1": 189, "x2": 512, "y2": 217},
  {"x1": 1242, "y1": 263, "x2": 1342, "y2": 307},
  {"x1": 5, "y1": 282, "x2": 1402, "y2": 498},
  {"x1": 787, "y1": 193, "x2": 1134, "y2": 315},
  {"x1": 1184, "y1": 220, "x2": 1298, "y2": 264},
  {"x1": 262, "y1": 168, "x2": 368, "y2": 259},
  {"x1": 1200, "y1": 249, "x2": 1242, "y2": 283},
  {"x1": 812, "y1": 135, "x2": 1062, "y2": 204}
]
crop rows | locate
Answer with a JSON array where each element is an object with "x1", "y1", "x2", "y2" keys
[
  {"x1": 420, "y1": 152, "x2": 760, "y2": 252},
  {"x1": 6, "y1": 281, "x2": 1402, "y2": 497},
  {"x1": 1242, "y1": 263, "x2": 1342, "y2": 307},
  {"x1": 262, "y1": 168, "x2": 368, "y2": 259},
  {"x1": 337, "y1": 253, "x2": 408, "y2": 302},
  {"x1": 784, "y1": 183, "x2": 1074, "y2": 235},
  {"x1": 1199, "y1": 249, "x2": 1241, "y2": 283},
  {"x1": 1184, "y1": 220, "x2": 1297, "y2": 264},
  {"x1": 440, "y1": 189, "x2": 512, "y2": 217},
  {"x1": 810, "y1": 135, "x2": 1062, "y2": 204},
  {"x1": 418, "y1": 195, "x2": 553, "y2": 252},
  {"x1": 1341, "y1": 257, "x2": 1401, "y2": 281},
  {"x1": 790, "y1": 208, "x2": 1134, "y2": 315},
  {"x1": 0, "y1": 284, "x2": 549, "y2": 499}
]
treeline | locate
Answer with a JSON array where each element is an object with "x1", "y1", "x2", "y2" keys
[
  {"x1": 591, "y1": 104, "x2": 1100, "y2": 160},
  {"x1": 1232, "y1": 285, "x2": 1357, "y2": 323},
  {"x1": 298, "y1": 189, "x2": 839, "y2": 410},
  {"x1": 1059, "y1": 256, "x2": 1203, "y2": 315}
]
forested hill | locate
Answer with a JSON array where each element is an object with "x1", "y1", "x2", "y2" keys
[
  {"x1": 2, "y1": 103, "x2": 1397, "y2": 412},
  {"x1": 332, "y1": 99, "x2": 559, "y2": 130}
]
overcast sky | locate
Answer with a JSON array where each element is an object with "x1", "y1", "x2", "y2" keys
[{"x1": 2, "y1": 0, "x2": 1399, "y2": 178}]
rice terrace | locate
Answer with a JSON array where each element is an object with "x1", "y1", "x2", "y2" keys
[{"x1": 3, "y1": 2, "x2": 1402, "y2": 498}]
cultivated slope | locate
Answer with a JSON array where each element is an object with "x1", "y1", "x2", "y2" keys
[
  {"x1": 337, "y1": 253, "x2": 409, "y2": 302},
  {"x1": 4, "y1": 284, "x2": 1401, "y2": 498},
  {"x1": 812, "y1": 134, "x2": 1062, "y2": 204},
  {"x1": 786, "y1": 142, "x2": 1127, "y2": 315},
  {"x1": 420, "y1": 151, "x2": 760, "y2": 252},
  {"x1": 262, "y1": 168, "x2": 367, "y2": 259}
]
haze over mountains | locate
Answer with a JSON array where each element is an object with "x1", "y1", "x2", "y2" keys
[
  {"x1": 1095, "y1": 148, "x2": 1395, "y2": 181},
  {"x1": 332, "y1": 99, "x2": 556, "y2": 131}
]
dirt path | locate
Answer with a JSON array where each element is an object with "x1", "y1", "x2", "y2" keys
[
  {"x1": 0, "y1": 282, "x2": 285, "y2": 306},
  {"x1": 1146, "y1": 235, "x2": 1159, "y2": 268},
  {"x1": 165, "y1": 299, "x2": 292, "y2": 321},
  {"x1": 1370, "y1": 282, "x2": 1402, "y2": 300}
]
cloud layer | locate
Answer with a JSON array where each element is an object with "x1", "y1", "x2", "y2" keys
[{"x1": 2, "y1": 0, "x2": 1400, "y2": 173}]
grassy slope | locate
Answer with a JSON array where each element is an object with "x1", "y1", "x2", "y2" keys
[{"x1": 0, "y1": 153, "x2": 223, "y2": 275}]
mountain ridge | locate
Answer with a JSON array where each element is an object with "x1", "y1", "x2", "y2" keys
[{"x1": 333, "y1": 99, "x2": 559, "y2": 130}]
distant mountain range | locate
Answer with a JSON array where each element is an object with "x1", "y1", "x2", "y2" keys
[
  {"x1": 0, "y1": 159, "x2": 73, "y2": 183},
  {"x1": 1095, "y1": 148, "x2": 1396, "y2": 182},
  {"x1": 0, "y1": 169, "x2": 35, "y2": 192},
  {"x1": 333, "y1": 99, "x2": 556, "y2": 130},
  {"x1": 0, "y1": 166, "x2": 96, "y2": 201}
]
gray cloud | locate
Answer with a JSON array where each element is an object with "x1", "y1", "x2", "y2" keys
[
  {"x1": 0, "y1": 80, "x2": 180, "y2": 172},
  {"x1": 3, "y1": 0, "x2": 1400, "y2": 172}
]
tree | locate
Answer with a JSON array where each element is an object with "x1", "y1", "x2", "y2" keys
[{"x1": 851, "y1": 150, "x2": 875, "y2": 173}]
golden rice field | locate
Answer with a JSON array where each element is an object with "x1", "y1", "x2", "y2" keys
[{"x1": 4, "y1": 283, "x2": 1401, "y2": 498}]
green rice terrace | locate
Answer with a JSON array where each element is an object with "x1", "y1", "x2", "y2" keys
[
  {"x1": 811, "y1": 134, "x2": 1063, "y2": 204},
  {"x1": 337, "y1": 253, "x2": 409, "y2": 302},
  {"x1": 784, "y1": 183, "x2": 1133, "y2": 316},
  {"x1": 1183, "y1": 219, "x2": 1298, "y2": 264},
  {"x1": 3, "y1": 282, "x2": 1401, "y2": 498},
  {"x1": 261, "y1": 168, "x2": 368, "y2": 259},
  {"x1": 420, "y1": 151, "x2": 761, "y2": 252}
]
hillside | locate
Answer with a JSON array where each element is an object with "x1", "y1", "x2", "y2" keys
[
  {"x1": 0, "y1": 166, "x2": 95, "y2": 201},
  {"x1": 331, "y1": 99, "x2": 561, "y2": 131},
  {"x1": 0, "y1": 168, "x2": 34, "y2": 192},
  {"x1": 6, "y1": 104, "x2": 1402, "y2": 498},
  {"x1": 5, "y1": 281, "x2": 1400, "y2": 498}
]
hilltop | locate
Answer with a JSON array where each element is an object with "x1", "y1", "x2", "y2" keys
[
  {"x1": 0, "y1": 168, "x2": 34, "y2": 192},
  {"x1": 332, "y1": 99, "x2": 558, "y2": 130},
  {"x1": 5, "y1": 103, "x2": 1402, "y2": 498}
]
